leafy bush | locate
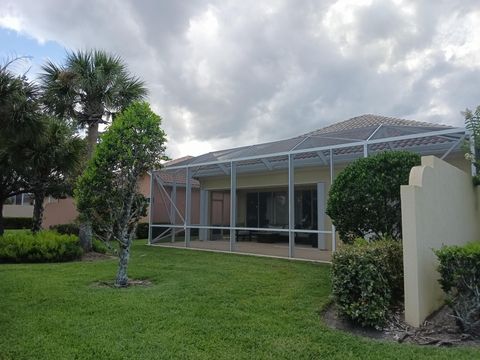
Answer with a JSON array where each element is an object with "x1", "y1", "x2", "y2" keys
[
  {"x1": 331, "y1": 239, "x2": 404, "y2": 328},
  {"x1": 0, "y1": 231, "x2": 82, "y2": 263},
  {"x1": 92, "y1": 238, "x2": 108, "y2": 254},
  {"x1": 136, "y1": 223, "x2": 149, "y2": 239},
  {"x1": 326, "y1": 151, "x2": 420, "y2": 244},
  {"x1": 3, "y1": 217, "x2": 32, "y2": 230},
  {"x1": 50, "y1": 223, "x2": 79, "y2": 236},
  {"x1": 50, "y1": 224, "x2": 108, "y2": 254},
  {"x1": 435, "y1": 242, "x2": 480, "y2": 336}
]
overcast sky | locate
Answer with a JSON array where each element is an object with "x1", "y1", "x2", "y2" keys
[{"x1": 1, "y1": 0, "x2": 480, "y2": 159}]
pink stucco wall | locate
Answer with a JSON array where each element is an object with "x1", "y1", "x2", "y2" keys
[{"x1": 42, "y1": 174, "x2": 201, "y2": 228}]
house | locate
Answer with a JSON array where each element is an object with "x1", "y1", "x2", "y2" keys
[
  {"x1": 42, "y1": 157, "x2": 203, "y2": 237},
  {"x1": 3, "y1": 194, "x2": 35, "y2": 218},
  {"x1": 149, "y1": 114, "x2": 469, "y2": 261}
]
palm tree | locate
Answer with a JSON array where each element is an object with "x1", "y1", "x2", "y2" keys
[
  {"x1": 0, "y1": 58, "x2": 41, "y2": 236},
  {"x1": 27, "y1": 117, "x2": 85, "y2": 233},
  {"x1": 41, "y1": 50, "x2": 147, "y2": 157},
  {"x1": 40, "y1": 50, "x2": 147, "y2": 250}
]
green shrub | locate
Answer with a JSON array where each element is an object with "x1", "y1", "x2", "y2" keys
[
  {"x1": 0, "y1": 231, "x2": 82, "y2": 263},
  {"x1": 136, "y1": 223, "x2": 149, "y2": 239},
  {"x1": 92, "y1": 238, "x2": 108, "y2": 254},
  {"x1": 326, "y1": 151, "x2": 420, "y2": 244},
  {"x1": 50, "y1": 223, "x2": 79, "y2": 236},
  {"x1": 3, "y1": 217, "x2": 32, "y2": 229},
  {"x1": 435, "y1": 242, "x2": 480, "y2": 336},
  {"x1": 331, "y1": 239, "x2": 404, "y2": 328}
]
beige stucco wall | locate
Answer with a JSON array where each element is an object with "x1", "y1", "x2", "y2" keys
[
  {"x1": 200, "y1": 165, "x2": 346, "y2": 250},
  {"x1": 43, "y1": 198, "x2": 77, "y2": 228},
  {"x1": 3, "y1": 204, "x2": 34, "y2": 218},
  {"x1": 401, "y1": 156, "x2": 480, "y2": 327}
]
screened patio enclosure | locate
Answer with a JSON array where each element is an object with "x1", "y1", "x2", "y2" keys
[{"x1": 148, "y1": 115, "x2": 468, "y2": 262}]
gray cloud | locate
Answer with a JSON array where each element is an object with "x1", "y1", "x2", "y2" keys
[{"x1": 1, "y1": 0, "x2": 480, "y2": 157}]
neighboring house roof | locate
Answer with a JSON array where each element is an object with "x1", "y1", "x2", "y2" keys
[{"x1": 157, "y1": 114, "x2": 465, "y2": 177}]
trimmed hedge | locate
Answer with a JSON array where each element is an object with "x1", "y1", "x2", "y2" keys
[
  {"x1": 50, "y1": 223, "x2": 108, "y2": 254},
  {"x1": 50, "y1": 223, "x2": 79, "y2": 236},
  {"x1": 331, "y1": 239, "x2": 404, "y2": 328},
  {"x1": 326, "y1": 151, "x2": 420, "y2": 244},
  {"x1": 435, "y1": 242, "x2": 480, "y2": 336},
  {"x1": 136, "y1": 223, "x2": 149, "y2": 239},
  {"x1": 0, "y1": 231, "x2": 83, "y2": 263},
  {"x1": 3, "y1": 217, "x2": 32, "y2": 230}
]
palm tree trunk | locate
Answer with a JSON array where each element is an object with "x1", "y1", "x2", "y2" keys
[
  {"x1": 87, "y1": 122, "x2": 99, "y2": 158},
  {"x1": 0, "y1": 202, "x2": 4, "y2": 236},
  {"x1": 32, "y1": 191, "x2": 45, "y2": 233},
  {"x1": 80, "y1": 122, "x2": 100, "y2": 252}
]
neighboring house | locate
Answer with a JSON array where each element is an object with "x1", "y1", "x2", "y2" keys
[
  {"x1": 150, "y1": 114, "x2": 469, "y2": 261},
  {"x1": 43, "y1": 157, "x2": 202, "y2": 236},
  {"x1": 3, "y1": 193, "x2": 35, "y2": 218}
]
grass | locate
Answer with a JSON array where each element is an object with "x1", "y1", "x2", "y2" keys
[{"x1": 0, "y1": 240, "x2": 478, "y2": 359}]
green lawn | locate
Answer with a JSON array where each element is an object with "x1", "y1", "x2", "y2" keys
[{"x1": 0, "y1": 241, "x2": 478, "y2": 359}]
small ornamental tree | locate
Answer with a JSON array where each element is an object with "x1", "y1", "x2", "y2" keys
[
  {"x1": 326, "y1": 151, "x2": 420, "y2": 244},
  {"x1": 75, "y1": 102, "x2": 166, "y2": 287}
]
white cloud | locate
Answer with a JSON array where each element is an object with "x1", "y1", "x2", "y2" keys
[{"x1": 1, "y1": 0, "x2": 480, "y2": 158}]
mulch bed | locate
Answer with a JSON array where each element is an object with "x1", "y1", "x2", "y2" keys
[
  {"x1": 81, "y1": 252, "x2": 116, "y2": 261},
  {"x1": 322, "y1": 302, "x2": 480, "y2": 347},
  {"x1": 91, "y1": 279, "x2": 153, "y2": 288}
]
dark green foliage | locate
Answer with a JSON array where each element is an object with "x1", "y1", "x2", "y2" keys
[
  {"x1": 331, "y1": 239, "x2": 404, "y2": 327},
  {"x1": 3, "y1": 217, "x2": 32, "y2": 230},
  {"x1": 0, "y1": 58, "x2": 41, "y2": 235},
  {"x1": 136, "y1": 223, "x2": 149, "y2": 239},
  {"x1": 50, "y1": 223, "x2": 79, "y2": 235},
  {"x1": 435, "y1": 242, "x2": 480, "y2": 336},
  {"x1": 326, "y1": 151, "x2": 420, "y2": 244},
  {"x1": 0, "y1": 230, "x2": 82, "y2": 263}
]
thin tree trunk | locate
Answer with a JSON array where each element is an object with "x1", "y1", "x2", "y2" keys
[
  {"x1": 115, "y1": 242, "x2": 130, "y2": 287},
  {"x1": 0, "y1": 202, "x2": 4, "y2": 236},
  {"x1": 31, "y1": 191, "x2": 45, "y2": 233},
  {"x1": 80, "y1": 122, "x2": 100, "y2": 252}
]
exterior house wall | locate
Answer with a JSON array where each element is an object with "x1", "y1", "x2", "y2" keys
[
  {"x1": 199, "y1": 164, "x2": 347, "y2": 250},
  {"x1": 43, "y1": 174, "x2": 201, "y2": 229},
  {"x1": 3, "y1": 204, "x2": 34, "y2": 218},
  {"x1": 43, "y1": 198, "x2": 77, "y2": 228},
  {"x1": 401, "y1": 156, "x2": 480, "y2": 327}
]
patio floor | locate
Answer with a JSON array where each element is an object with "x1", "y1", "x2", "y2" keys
[{"x1": 151, "y1": 240, "x2": 332, "y2": 262}]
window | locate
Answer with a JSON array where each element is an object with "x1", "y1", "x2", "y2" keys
[{"x1": 245, "y1": 188, "x2": 316, "y2": 229}]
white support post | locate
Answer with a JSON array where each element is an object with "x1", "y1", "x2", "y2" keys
[
  {"x1": 199, "y1": 189, "x2": 209, "y2": 240},
  {"x1": 171, "y1": 180, "x2": 177, "y2": 243},
  {"x1": 185, "y1": 167, "x2": 192, "y2": 247},
  {"x1": 148, "y1": 172, "x2": 154, "y2": 245},
  {"x1": 317, "y1": 183, "x2": 326, "y2": 250},
  {"x1": 230, "y1": 162, "x2": 237, "y2": 252},
  {"x1": 288, "y1": 154, "x2": 295, "y2": 258},
  {"x1": 330, "y1": 149, "x2": 336, "y2": 253},
  {"x1": 363, "y1": 143, "x2": 368, "y2": 157}
]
